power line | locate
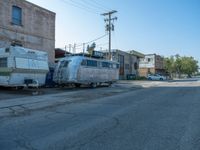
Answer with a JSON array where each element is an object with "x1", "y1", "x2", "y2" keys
[
  {"x1": 81, "y1": 0, "x2": 110, "y2": 12},
  {"x1": 96, "y1": 42, "x2": 109, "y2": 47},
  {"x1": 69, "y1": 0, "x2": 105, "y2": 13},
  {"x1": 92, "y1": 0, "x2": 112, "y2": 11},
  {"x1": 68, "y1": 0, "x2": 102, "y2": 14},
  {"x1": 60, "y1": 0, "x2": 113, "y2": 15},
  {"x1": 85, "y1": 34, "x2": 108, "y2": 44},
  {"x1": 60, "y1": 0, "x2": 100, "y2": 14},
  {"x1": 95, "y1": 43, "x2": 109, "y2": 50},
  {"x1": 60, "y1": 34, "x2": 108, "y2": 49}
]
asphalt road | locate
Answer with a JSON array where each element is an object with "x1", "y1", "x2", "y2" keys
[{"x1": 0, "y1": 80, "x2": 200, "y2": 150}]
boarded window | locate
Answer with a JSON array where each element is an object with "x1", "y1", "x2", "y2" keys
[
  {"x1": 12, "y1": 6, "x2": 22, "y2": 25},
  {"x1": 0, "y1": 58, "x2": 7, "y2": 67}
]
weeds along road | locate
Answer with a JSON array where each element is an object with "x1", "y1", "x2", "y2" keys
[{"x1": 0, "y1": 80, "x2": 200, "y2": 150}]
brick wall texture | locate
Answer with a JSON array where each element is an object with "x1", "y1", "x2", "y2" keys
[{"x1": 0, "y1": 0, "x2": 56, "y2": 63}]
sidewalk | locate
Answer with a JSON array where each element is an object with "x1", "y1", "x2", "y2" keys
[
  {"x1": 0, "y1": 91, "x2": 77, "y2": 118},
  {"x1": 117, "y1": 80, "x2": 163, "y2": 88},
  {"x1": 0, "y1": 81, "x2": 168, "y2": 118}
]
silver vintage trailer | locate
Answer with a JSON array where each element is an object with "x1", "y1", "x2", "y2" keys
[
  {"x1": 0, "y1": 46, "x2": 49, "y2": 88},
  {"x1": 53, "y1": 55, "x2": 119, "y2": 87}
]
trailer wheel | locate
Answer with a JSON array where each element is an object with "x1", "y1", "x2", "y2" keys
[
  {"x1": 108, "y1": 82, "x2": 113, "y2": 87},
  {"x1": 32, "y1": 90, "x2": 39, "y2": 96},
  {"x1": 90, "y1": 83, "x2": 97, "y2": 88},
  {"x1": 15, "y1": 86, "x2": 24, "y2": 90},
  {"x1": 75, "y1": 83, "x2": 81, "y2": 88}
]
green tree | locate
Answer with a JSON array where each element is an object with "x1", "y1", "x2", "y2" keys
[
  {"x1": 174, "y1": 54, "x2": 182, "y2": 78},
  {"x1": 164, "y1": 55, "x2": 199, "y2": 78},
  {"x1": 87, "y1": 42, "x2": 96, "y2": 55},
  {"x1": 180, "y1": 56, "x2": 198, "y2": 77},
  {"x1": 164, "y1": 56, "x2": 175, "y2": 78}
]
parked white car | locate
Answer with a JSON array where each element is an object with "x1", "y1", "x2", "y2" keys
[{"x1": 147, "y1": 74, "x2": 167, "y2": 81}]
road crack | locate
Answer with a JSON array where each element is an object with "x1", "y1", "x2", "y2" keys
[{"x1": 62, "y1": 114, "x2": 120, "y2": 150}]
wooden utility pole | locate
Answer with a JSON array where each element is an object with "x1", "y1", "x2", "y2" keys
[{"x1": 101, "y1": 10, "x2": 117, "y2": 60}]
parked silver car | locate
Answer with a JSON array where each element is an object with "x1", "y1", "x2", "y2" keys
[{"x1": 147, "y1": 74, "x2": 166, "y2": 81}]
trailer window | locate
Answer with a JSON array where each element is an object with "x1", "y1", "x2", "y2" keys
[
  {"x1": 60, "y1": 60, "x2": 70, "y2": 67},
  {"x1": 81, "y1": 60, "x2": 87, "y2": 66},
  {"x1": 113, "y1": 63, "x2": 118, "y2": 69},
  {"x1": 102, "y1": 62, "x2": 110, "y2": 68},
  {"x1": 87, "y1": 60, "x2": 97, "y2": 67},
  {"x1": 0, "y1": 58, "x2": 7, "y2": 67},
  {"x1": 63, "y1": 61, "x2": 70, "y2": 67},
  {"x1": 97, "y1": 61, "x2": 101, "y2": 67},
  {"x1": 109, "y1": 63, "x2": 112, "y2": 68},
  {"x1": 116, "y1": 64, "x2": 119, "y2": 69},
  {"x1": 5, "y1": 48, "x2": 10, "y2": 53}
]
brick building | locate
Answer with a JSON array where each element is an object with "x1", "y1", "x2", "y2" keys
[
  {"x1": 139, "y1": 54, "x2": 165, "y2": 77},
  {"x1": 0, "y1": 0, "x2": 56, "y2": 63}
]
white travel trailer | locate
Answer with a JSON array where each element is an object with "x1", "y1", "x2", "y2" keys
[
  {"x1": 53, "y1": 55, "x2": 119, "y2": 87},
  {"x1": 0, "y1": 46, "x2": 49, "y2": 88}
]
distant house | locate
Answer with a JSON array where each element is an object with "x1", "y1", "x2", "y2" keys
[
  {"x1": 139, "y1": 54, "x2": 165, "y2": 77},
  {"x1": 0, "y1": 0, "x2": 56, "y2": 63},
  {"x1": 104, "y1": 49, "x2": 144, "y2": 79}
]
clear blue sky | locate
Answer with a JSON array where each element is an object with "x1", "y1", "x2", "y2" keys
[{"x1": 27, "y1": 0, "x2": 200, "y2": 61}]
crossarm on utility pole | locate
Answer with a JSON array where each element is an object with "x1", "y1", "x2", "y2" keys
[{"x1": 101, "y1": 10, "x2": 117, "y2": 60}]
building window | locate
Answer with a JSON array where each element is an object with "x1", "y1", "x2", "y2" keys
[
  {"x1": 0, "y1": 58, "x2": 7, "y2": 67},
  {"x1": 148, "y1": 68, "x2": 151, "y2": 74},
  {"x1": 134, "y1": 62, "x2": 138, "y2": 70},
  {"x1": 125, "y1": 64, "x2": 129, "y2": 70},
  {"x1": 12, "y1": 6, "x2": 22, "y2": 25}
]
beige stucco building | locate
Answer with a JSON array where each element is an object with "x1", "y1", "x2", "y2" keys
[{"x1": 0, "y1": 0, "x2": 56, "y2": 63}]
